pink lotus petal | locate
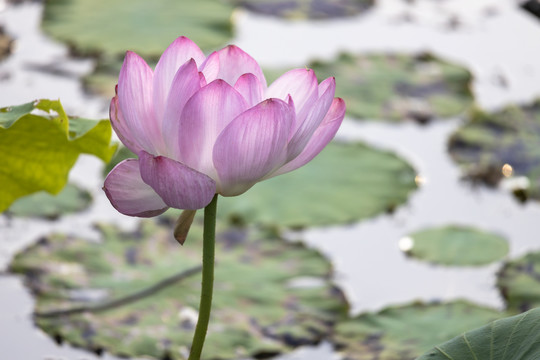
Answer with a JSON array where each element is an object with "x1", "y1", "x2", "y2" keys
[
  {"x1": 109, "y1": 96, "x2": 144, "y2": 154},
  {"x1": 213, "y1": 99, "x2": 293, "y2": 196},
  {"x1": 266, "y1": 68, "x2": 318, "y2": 121},
  {"x1": 103, "y1": 159, "x2": 169, "y2": 217},
  {"x1": 199, "y1": 51, "x2": 220, "y2": 83},
  {"x1": 118, "y1": 51, "x2": 163, "y2": 154},
  {"x1": 153, "y1": 37, "x2": 205, "y2": 122},
  {"x1": 270, "y1": 97, "x2": 345, "y2": 178},
  {"x1": 178, "y1": 80, "x2": 248, "y2": 177},
  {"x1": 234, "y1": 73, "x2": 264, "y2": 107},
  {"x1": 139, "y1": 151, "x2": 216, "y2": 210},
  {"x1": 286, "y1": 77, "x2": 336, "y2": 160},
  {"x1": 212, "y1": 45, "x2": 267, "y2": 88},
  {"x1": 162, "y1": 59, "x2": 202, "y2": 159}
]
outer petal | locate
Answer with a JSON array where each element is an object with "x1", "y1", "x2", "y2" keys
[
  {"x1": 269, "y1": 97, "x2": 345, "y2": 178},
  {"x1": 265, "y1": 68, "x2": 318, "y2": 123},
  {"x1": 162, "y1": 59, "x2": 202, "y2": 159},
  {"x1": 178, "y1": 80, "x2": 248, "y2": 178},
  {"x1": 213, "y1": 98, "x2": 293, "y2": 196},
  {"x1": 139, "y1": 151, "x2": 216, "y2": 210},
  {"x1": 206, "y1": 45, "x2": 267, "y2": 88},
  {"x1": 286, "y1": 77, "x2": 336, "y2": 160},
  {"x1": 153, "y1": 36, "x2": 205, "y2": 122},
  {"x1": 234, "y1": 73, "x2": 264, "y2": 107},
  {"x1": 109, "y1": 96, "x2": 144, "y2": 154},
  {"x1": 118, "y1": 51, "x2": 162, "y2": 154},
  {"x1": 103, "y1": 159, "x2": 168, "y2": 217}
]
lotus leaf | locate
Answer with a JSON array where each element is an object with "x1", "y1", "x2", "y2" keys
[
  {"x1": 8, "y1": 183, "x2": 92, "y2": 219},
  {"x1": 10, "y1": 219, "x2": 348, "y2": 359},
  {"x1": 418, "y1": 307, "x2": 540, "y2": 360},
  {"x1": 333, "y1": 301, "x2": 500, "y2": 360},
  {"x1": 403, "y1": 225, "x2": 509, "y2": 266},
  {"x1": 0, "y1": 100, "x2": 116, "y2": 212}
]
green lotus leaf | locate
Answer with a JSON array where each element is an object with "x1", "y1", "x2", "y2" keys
[
  {"x1": 449, "y1": 101, "x2": 540, "y2": 202},
  {"x1": 265, "y1": 53, "x2": 473, "y2": 122},
  {"x1": 497, "y1": 251, "x2": 540, "y2": 313},
  {"x1": 403, "y1": 225, "x2": 509, "y2": 266},
  {"x1": 42, "y1": 0, "x2": 234, "y2": 57},
  {"x1": 10, "y1": 219, "x2": 348, "y2": 360},
  {"x1": 417, "y1": 307, "x2": 540, "y2": 360},
  {"x1": 333, "y1": 301, "x2": 501, "y2": 360},
  {"x1": 8, "y1": 183, "x2": 92, "y2": 219},
  {"x1": 228, "y1": 0, "x2": 374, "y2": 19},
  {"x1": 43, "y1": 0, "x2": 235, "y2": 97},
  {"x1": 217, "y1": 141, "x2": 418, "y2": 228},
  {"x1": 0, "y1": 100, "x2": 116, "y2": 212}
]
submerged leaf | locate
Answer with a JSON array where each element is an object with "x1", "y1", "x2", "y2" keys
[
  {"x1": 10, "y1": 219, "x2": 348, "y2": 360},
  {"x1": 333, "y1": 301, "x2": 501, "y2": 360},
  {"x1": 228, "y1": 0, "x2": 374, "y2": 20},
  {"x1": 0, "y1": 100, "x2": 116, "y2": 212},
  {"x1": 497, "y1": 251, "x2": 540, "y2": 313},
  {"x1": 449, "y1": 101, "x2": 540, "y2": 202},
  {"x1": 403, "y1": 225, "x2": 509, "y2": 266}
]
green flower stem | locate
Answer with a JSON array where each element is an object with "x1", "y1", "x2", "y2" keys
[{"x1": 188, "y1": 194, "x2": 218, "y2": 360}]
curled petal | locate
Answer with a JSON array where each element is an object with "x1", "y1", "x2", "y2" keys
[
  {"x1": 103, "y1": 159, "x2": 168, "y2": 217},
  {"x1": 162, "y1": 59, "x2": 202, "y2": 159},
  {"x1": 213, "y1": 99, "x2": 293, "y2": 196},
  {"x1": 139, "y1": 150, "x2": 216, "y2": 210},
  {"x1": 109, "y1": 96, "x2": 144, "y2": 154},
  {"x1": 153, "y1": 37, "x2": 205, "y2": 122},
  {"x1": 270, "y1": 97, "x2": 346, "y2": 178},
  {"x1": 286, "y1": 77, "x2": 336, "y2": 160},
  {"x1": 234, "y1": 73, "x2": 264, "y2": 107},
  {"x1": 118, "y1": 51, "x2": 162, "y2": 154},
  {"x1": 178, "y1": 80, "x2": 248, "y2": 177}
]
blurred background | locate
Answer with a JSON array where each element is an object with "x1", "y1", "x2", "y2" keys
[{"x1": 2, "y1": 0, "x2": 540, "y2": 359}]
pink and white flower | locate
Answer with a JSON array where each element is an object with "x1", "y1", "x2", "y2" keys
[{"x1": 103, "y1": 36, "x2": 345, "y2": 216}]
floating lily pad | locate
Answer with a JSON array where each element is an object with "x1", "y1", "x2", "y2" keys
[
  {"x1": 42, "y1": 0, "x2": 233, "y2": 57},
  {"x1": 8, "y1": 183, "x2": 92, "y2": 219},
  {"x1": 0, "y1": 100, "x2": 116, "y2": 212},
  {"x1": 333, "y1": 300, "x2": 501, "y2": 360},
  {"x1": 272, "y1": 53, "x2": 473, "y2": 122},
  {"x1": 228, "y1": 0, "x2": 374, "y2": 20},
  {"x1": 449, "y1": 101, "x2": 540, "y2": 201},
  {"x1": 10, "y1": 219, "x2": 347, "y2": 360},
  {"x1": 43, "y1": 0, "x2": 235, "y2": 97},
  {"x1": 418, "y1": 307, "x2": 540, "y2": 360},
  {"x1": 497, "y1": 251, "x2": 540, "y2": 313},
  {"x1": 402, "y1": 225, "x2": 509, "y2": 266},
  {"x1": 217, "y1": 141, "x2": 417, "y2": 228}
]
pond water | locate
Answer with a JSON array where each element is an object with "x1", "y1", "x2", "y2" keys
[{"x1": 1, "y1": 0, "x2": 540, "y2": 359}]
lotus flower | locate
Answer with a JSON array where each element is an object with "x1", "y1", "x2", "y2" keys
[{"x1": 103, "y1": 36, "x2": 345, "y2": 217}]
